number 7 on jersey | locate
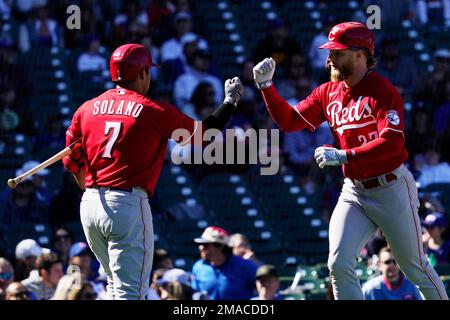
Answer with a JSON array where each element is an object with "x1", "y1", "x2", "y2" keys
[{"x1": 103, "y1": 121, "x2": 122, "y2": 158}]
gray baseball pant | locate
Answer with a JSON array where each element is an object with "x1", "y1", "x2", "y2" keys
[
  {"x1": 328, "y1": 165, "x2": 448, "y2": 300},
  {"x1": 80, "y1": 187, "x2": 154, "y2": 300}
]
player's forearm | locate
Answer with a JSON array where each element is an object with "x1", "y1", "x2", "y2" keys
[
  {"x1": 72, "y1": 168, "x2": 86, "y2": 191},
  {"x1": 346, "y1": 135, "x2": 404, "y2": 163},
  {"x1": 202, "y1": 101, "x2": 236, "y2": 131},
  {"x1": 261, "y1": 86, "x2": 309, "y2": 132}
]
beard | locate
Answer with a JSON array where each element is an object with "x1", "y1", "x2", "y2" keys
[{"x1": 327, "y1": 62, "x2": 354, "y2": 82}]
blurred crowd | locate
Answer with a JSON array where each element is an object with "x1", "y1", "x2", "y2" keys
[{"x1": 0, "y1": 0, "x2": 449, "y2": 300}]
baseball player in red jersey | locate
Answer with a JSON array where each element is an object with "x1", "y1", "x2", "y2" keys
[
  {"x1": 253, "y1": 22, "x2": 448, "y2": 300},
  {"x1": 63, "y1": 43, "x2": 244, "y2": 300}
]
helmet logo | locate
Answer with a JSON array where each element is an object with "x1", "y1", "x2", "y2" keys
[
  {"x1": 113, "y1": 50, "x2": 125, "y2": 60},
  {"x1": 329, "y1": 29, "x2": 337, "y2": 41}
]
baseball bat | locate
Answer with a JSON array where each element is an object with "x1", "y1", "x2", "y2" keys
[{"x1": 7, "y1": 139, "x2": 81, "y2": 189}]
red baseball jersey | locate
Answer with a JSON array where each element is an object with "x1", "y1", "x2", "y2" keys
[
  {"x1": 264, "y1": 71, "x2": 408, "y2": 180},
  {"x1": 66, "y1": 88, "x2": 198, "y2": 196}
]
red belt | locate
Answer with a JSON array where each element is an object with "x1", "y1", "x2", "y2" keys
[{"x1": 354, "y1": 173, "x2": 397, "y2": 189}]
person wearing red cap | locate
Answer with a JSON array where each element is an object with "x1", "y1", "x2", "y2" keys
[
  {"x1": 253, "y1": 22, "x2": 448, "y2": 300},
  {"x1": 63, "y1": 43, "x2": 245, "y2": 300},
  {"x1": 191, "y1": 226, "x2": 258, "y2": 300}
]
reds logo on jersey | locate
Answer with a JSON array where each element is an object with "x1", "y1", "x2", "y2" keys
[{"x1": 326, "y1": 96, "x2": 376, "y2": 135}]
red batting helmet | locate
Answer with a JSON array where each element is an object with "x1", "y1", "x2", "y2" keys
[
  {"x1": 319, "y1": 22, "x2": 375, "y2": 56},
  {"x1": 109, "y1": 44, "x2": 157, "y2": 82}
]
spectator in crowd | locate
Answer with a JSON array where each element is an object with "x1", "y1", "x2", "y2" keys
[
  {"x1": 309, "y1": 16, "x2": 335, "y2": 85},
  {"x1": 283, "y1": 121, "x2": 334, "y2": 177},
  {"x1": 140, "y1": 35, "x2": 160, "y2": 81},
  {"x1": 161, "y1": 32, "x2": 206, "y2": 86},
  {"x1": 76, "y1": 36, "x2": 107, "y2": 73},
  {"x1": 27, "y1": 4, "x2": 59, "y2": 47},
  {"x1": 277, "y1": 54, "x2": 309, "y2": 100},
  {"x1": 365, "y1": 229, "x2": 388, "y2": 261},
  {"x1": 0, "y1": 85, "x2": 36, "y2": 136},
  {"x1": 377, "y1": 37, "x2": 416, "y2": 99},
  {"x1": 0, "y1": 0, "x2": 12, "y2": 16},
  {"x1": 153, "y1": 248, "x2": 174, "y2": 270},
  {"x1": 14, "y1": 239, "x2": 50, "y2": 281},
  {"x1": 417, "y1": 145, "x2": 450, "y2": 188},
  {"x1": 414, "y1": 49, "x2": 450, "y2": 109},
  {"x1": 0, "y1": 39, "x2": 33, "y2": 106},
  {"x1": 362, "y1": 247, "x2": 422, "y2": 300},
  {"x1": 0, "y1": 86, "x2": 20, "y2": 134},
  {"x1": 416, "y1": 0, "x2": 450, "y2": 28},
  {"x1": 229, "y1": 233, "x2": 263, "y2": 266},
  {"x1": 251, "y1": 264, "x2": 282, "y2": 300},
  {"x1": 186, "y1": 81, "x2": 217, "y2": 120},
  {"x1": 0, "y1": 169, "x2": 48, "y2": 227},
  {"x1": 148, "y1": 267, "x2": 168, "y2": 300},
  {"x1": 156, "y1": 268, "x2": 196, "y2": 300},
  {"x1": 433, "y1": 80, "x2": 450, "y2": 161},
  {"x1": 112, "y1": 0, "x2": 149, "y2": 47},
  {"x1": 0, "y1": 257, "x2": 14, "y2": 300},
  {"x1": 22, "y1": 252, "x2": 64, "y2": 300},
  {"x1": 36, "y1": 114, "x2": 66, "y2": 152},
  {"x1": 146, "y1": 0, "x2": 176, "y2": 44},
  {"x1": 52, "y1": 226, "x2": 73, "y2": 268},
  {"x1": 405, "y1": 106, "x2": 433, "y2": 165},
  {"x1": 191, "y1": 226, "x2": 258, "y2": 300},
  {"x1": 4, "y1": 281, "x2": 31, "y2": 300},
  {"x1": 48, "y1": 171, "x2": 83, "y2": 227},
  {"x1": 252, "y1": 18, "x2": 301, "y2": 69},
  {"x1": 160, "y1": 11, "x2": 208, "y2": 63},
  {"x1": 51, "y1": 273, "x2": 97, "y2": 300},
  {"x1": 68, "y1": 242, "x2": 99, "y2": 282},
  {"x1": 237, "y1": 59, "x2": 260, "y2": 104},
  {"x1": 174, "y1": 48, "x2": 223, "y2": 110},
  {"x1": 19, "y1": 160, "x2": 51, "y2": 206},
  {"x1": 422, "y1": 212, "x2": 450, "y2": 266}
]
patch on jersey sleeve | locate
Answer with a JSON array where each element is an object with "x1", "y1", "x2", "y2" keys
[{"x1": 387, "y1": 110, "x2": 400, "y2": 126}]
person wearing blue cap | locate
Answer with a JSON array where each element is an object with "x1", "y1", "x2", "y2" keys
[{"x1": 422, "y1": 212, "x2": 450, "y2": 266}]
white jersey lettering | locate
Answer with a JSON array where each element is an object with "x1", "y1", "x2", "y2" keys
[
  {"x1": 93, "y1": 101, "x2": 100, "y2": 115},
  {"x1": 132, "y1": 104, "x2": 143, "y2": 118},
  {"x1": 116, "y1": 100, "x2": 124, "y2": 115},
  {"x1": 327, "y1": 96, "x2": 376, "y2": 134},
  {"x1": 124, "y1": 101, "x2": 136, "y2": 116}
]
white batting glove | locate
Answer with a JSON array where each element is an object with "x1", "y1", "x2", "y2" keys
[
  {"x1": 314, "y1": 146, "x2": 348, "y2": 169},
  {"x1": 224, "y1": 77, "x2": 245, "y2": 106},
  {"x1": 253, "y1": 57, "x2": 276, "y2": 90}
]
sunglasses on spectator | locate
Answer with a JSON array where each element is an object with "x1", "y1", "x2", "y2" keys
[
  {"x1": 0, "y1": 272, "x2": 13, "y2": 280},
  {"x1": 55, "y1": 235, "x2": 71, "y2": 241},
  {"x1": 10, "y1": 290, "x2": 31, "y2": 299},
  {"x1": 382, "y1": 259, "x2": 396, "y2": 265},
  {"x1": 199, "y1": 243, "x2": 220, "y2": 248}
]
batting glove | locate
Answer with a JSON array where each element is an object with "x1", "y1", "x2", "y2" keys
[
  {"x1": 224, "y1": 77, "x2": 245, "y2": 106},
  {"x1": 314, "y1": 146, "x2": 348, "y2": 169},
  {"x1": 63, "y1": 142, "x2": 84, "y2": 174},
  {"x1": 253, "y1": 57, "x2": 276, "y2": 90}
]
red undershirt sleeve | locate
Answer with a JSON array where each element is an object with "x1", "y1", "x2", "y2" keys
[{"x1": 261, "y1": 85, "x2": 321, "y2": 132}]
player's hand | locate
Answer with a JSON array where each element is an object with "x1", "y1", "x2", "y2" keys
[
  {"x1": 314, "y1": 146, "x2": 348, "y2": 169},
  {"x1": 253, "y1": 57, "x2": 276, "y2": 90},
  {"x1": 224, "y1": 76, "x2": 244, "y2": 106},
  {"x1": 63, "y1": 142, "x2": 84, "y2": 174}
]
